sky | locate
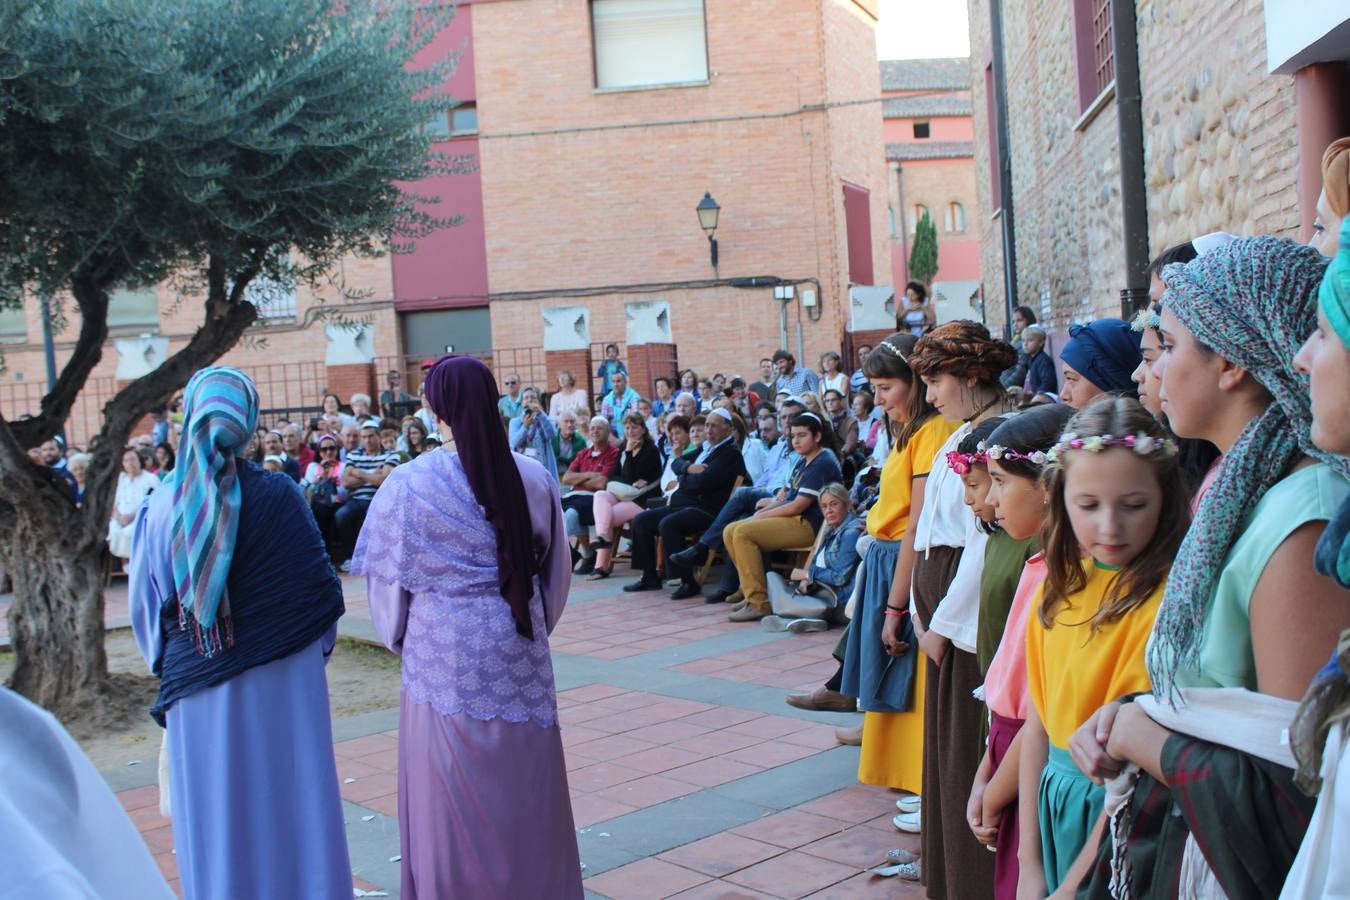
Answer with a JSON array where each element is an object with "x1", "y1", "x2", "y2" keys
[{"x1": 875, "y1": 0, "x2": 971, "y2": 60}]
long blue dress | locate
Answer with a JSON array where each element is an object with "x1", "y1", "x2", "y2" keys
[{"x1": 130, "y1": 478, "x2": 352, "y2": 900}]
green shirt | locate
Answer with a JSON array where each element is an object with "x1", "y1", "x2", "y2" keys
[{"x1": 977, "y1": 530, "x2": 1040, "y2": 674}]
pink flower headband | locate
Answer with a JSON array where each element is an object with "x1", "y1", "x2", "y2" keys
[
  {"x1": 945, "y1": 449, "x2": 986, "y2": 475},
  {"x1": 1048, "y1": 431, "x2": 1178, "y2": 460}
]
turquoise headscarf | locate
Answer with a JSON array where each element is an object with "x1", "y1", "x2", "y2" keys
[
  {"x1": 1149, "y1": 237, "x2": 1347, "y2": 694},
  {"x1": 170, "y1": 367, "x2": 259, "y2": 656},
  {"x1": 1314, "y1": 217, "x2": 1350, "y2": 589}
]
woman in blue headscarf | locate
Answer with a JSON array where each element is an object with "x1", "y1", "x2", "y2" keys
[
  {"x1": 129, "y1": 367, "x2": 350, "y2": 900},
  {"x1": 1058, "y1": 317, "x2": 1143, "y2": 409}
]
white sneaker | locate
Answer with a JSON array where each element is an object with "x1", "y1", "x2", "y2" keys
[
  {"x1": 761, "y1": 615, "x2": 791, "y2": 632},
  {"x1": 339, "y1": 560, "x2": 352, "y2": 573},
  {"x1": 786, "y1": 618, "x2": 828, "y2": 634},
  {"x1": 892, "y1": 810, "x2": 921, "y2": 833},
  {"x1": 895, "y1": 795, "x2": 921, "y2": 814}
]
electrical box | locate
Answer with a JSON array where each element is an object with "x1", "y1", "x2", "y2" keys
[{"x1": 801, "y1": 289, "x2": 817, "y2": 308}]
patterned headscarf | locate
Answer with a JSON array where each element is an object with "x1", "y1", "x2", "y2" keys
[
  {"x1": 1148, "y1": 237, "x2": 1346, "y2": 693},
  {"x1": 909, "y1": 319, "x2": 1018, "y2": 384},
  {"x1": 170, "y1": 367, "x2": 259, "y2": 656}
]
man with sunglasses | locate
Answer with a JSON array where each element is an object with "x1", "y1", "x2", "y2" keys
[{"x1": 497, "y1": 373, "x2": 525, "y2": 421}]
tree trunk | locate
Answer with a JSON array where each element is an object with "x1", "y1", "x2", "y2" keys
[{"x1": 4, "y1": 496, "x2": 110, "y2": 718}]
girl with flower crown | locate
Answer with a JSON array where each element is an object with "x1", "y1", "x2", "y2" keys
[
  {"x1": 962, "y1": 402, "x2": 1075, "y2": 899},
  {"x1": 1016, "y1": 396, "x2": 1191, "y2": 898},
  {"x1": 1070, "y1": 237, "x2": 1350, "y2": 898},
  {"x1": 902, "y1": 321, "x2": 1018, "y2": 896}
]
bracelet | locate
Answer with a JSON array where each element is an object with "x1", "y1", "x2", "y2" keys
[
  {"x1": 883, "y1": 609, "x2": 905, "y2": 618},
  {"x1": 885, "y1": 605, "x2": 909, "y2": 614}
]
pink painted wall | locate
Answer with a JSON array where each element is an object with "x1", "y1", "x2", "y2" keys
[
  {"x1": 392, "y1": 5, "x2": 490, "y2": 310},
  {"x1": 890, "y1": 237, "x2": 982, "y2": 289},
  {"x1": 883, "y1": 116, "x2": 974, "y2": 142}
]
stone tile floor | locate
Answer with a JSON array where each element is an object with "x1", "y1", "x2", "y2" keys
[{"x1": 105, "y1": 571, "x2": 925, "y2": 898}]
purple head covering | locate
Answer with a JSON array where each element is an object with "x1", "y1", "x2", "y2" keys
[{"x1": 424, "y1": 356, "x2": 539, "y2": 640}]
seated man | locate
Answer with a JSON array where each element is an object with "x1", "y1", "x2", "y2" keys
[
  {"x1": 335, "y1": 419, "x2": 399, "y2": 571},
  {"x1": 282, "y1": 423, "x2": 313, "y2": 474},
  {"x1": 598, "y1": 370, "x2": 641, "y2": 434},
  {"x1": 262, "y1": 428, "x2": 301, "y2": 483},
  {"x1": 560, "y1": 416, "x2": 620, "y2": 573},
  {"x1": 624, "y1": 408, "x2": 747, "y2": 599},
  {"x1": 341, "y1": 393, "x2": 372, "y2": 428},
  {"x1": 669, "y1": 399, "x2": 804, "y2": 602}
]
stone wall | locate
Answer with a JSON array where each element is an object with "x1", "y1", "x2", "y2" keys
[{"x1": 966, "y1": 0, "x2": 1301, "y2": 332}]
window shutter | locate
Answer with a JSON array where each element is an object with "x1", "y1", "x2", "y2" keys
[{"x1": 592, "y1": 0, "x2": 708, "y2": 90}]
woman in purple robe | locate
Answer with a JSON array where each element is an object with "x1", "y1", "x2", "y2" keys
[
  {"x1": 129, "y1": 367, "x2": 350, "y2": 900},
  {"x1": 351, "y1": 355, "x2": 582, "y2": 899}
]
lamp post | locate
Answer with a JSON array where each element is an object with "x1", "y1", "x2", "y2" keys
[{"x1": 696, "y1": 192, "x2": 720, "y2": 270}]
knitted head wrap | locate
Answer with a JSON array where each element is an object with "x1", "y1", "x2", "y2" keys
[
  {"x1": 1148, "y1": 237, "x2": 1346, "y2": 694},
  {"x1": 909, "y1": 319, "x2": 1017, "y2": 384},
  {"x1": 1323, "y1": 137, "x2": 1350, "y2": 220}
]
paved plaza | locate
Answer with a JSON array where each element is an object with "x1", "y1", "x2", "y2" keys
[{"x1": 88, "y1": 572, "x2": 924, "y2": 898}]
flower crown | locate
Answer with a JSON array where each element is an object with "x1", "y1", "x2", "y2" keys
[
  {"x1": 1049, "y1": 431, "x2": 1177, "y2": 459},
  {"x1": 1130, "y1": 308, "x2": 1161, "y2": 332},
  {"x1": 978, "y1": 442, "x2": 1054, "y2": 466},
  {"x1": 945, "y1": 449, "x2": 986, "y2": 475}
]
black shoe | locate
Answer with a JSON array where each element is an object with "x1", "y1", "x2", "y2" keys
[
  {"x1": 623, "y1": 574, "x2": 663, "y2": 592},
  {"x1": 574, "y1": 556, "x2": 595, "y2": 575},
  {"x1": 670, "y1": 581, "x2": 702, "y2": 600},
  {"x1": 669, "y1": 543, "x2": 709, "y2": 570},
  {"x1": 704, "y1": 590, "x2": 732, "y2": 604}
]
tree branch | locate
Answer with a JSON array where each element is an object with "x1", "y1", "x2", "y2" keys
[{"x1": 9, "y1": 271, "x2": 111, "y2": 450}]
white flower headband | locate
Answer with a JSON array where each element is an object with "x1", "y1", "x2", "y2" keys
[
  {"x1": 978, "y1": 442, "x2": 1053, "y2": 466},
  {"x1": 1049, "y1": 431, "x2": 1178, "y2": 460},
  {"x1": 1130, "y1": 308, "x2": 1161, "y2": 332}
]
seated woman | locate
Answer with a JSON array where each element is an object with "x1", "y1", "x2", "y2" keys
[
  {"x1": 763, "y1": 483, "x2": 864, "y2": 634},
  {"x1": 589, "y1": 413, "x2": 663, "y2": 579},
  {"x1": 722, "y1": 413, "x2": 843, "y2": 623},
  {"x1": 109, "y1": 447, "x2": 159, "y2": 561},
  {"x1": 656, "y1": 415, "x2": 695, "y2": 501},
  {"x1": 302, "y1": 433, "x2": 345, "y2": 553},
  {"x1": 549, "y1": 370, "x2": 590, "y2": 421}
]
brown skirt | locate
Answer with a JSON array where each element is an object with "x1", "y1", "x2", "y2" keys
[{"x1": 913, "y1": 545, "x2": 995, "y2": 900}]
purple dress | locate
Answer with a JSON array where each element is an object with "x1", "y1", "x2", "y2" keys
[
  {"x1": 129, "y1": 486, "x2": 351, "y2": 900},
  {"x1": 353, "y1": 450, "x2": 581, "y2": 899}
]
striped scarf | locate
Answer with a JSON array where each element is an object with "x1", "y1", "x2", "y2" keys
[
  {"x1": 170, "y1": 367, "x2": 259, "y2": 656},
  {"x1": 1149, "y1": 237, "x2": 1346, "y2": 694}
]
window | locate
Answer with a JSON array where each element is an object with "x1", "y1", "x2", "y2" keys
[
  {"x1": 107, "y1": 286, "x2": 159, "y2": 332},
  {"x1": 1072, "y1": 0, "x2": 1114, "y2": 111},
  {"x1": 944, "y1": 202, "x2": 967, "y2": 233},
  {"x1": 0, "y1": 304, "x2": 25, "y2": 343},
  {"x1": 912, "y1": 121, "x2": 931, "y2": 139},
  {"x1": 244, "y1": 276, "x2": 297, "y2": 321},
  {"x1": 421, "y1": 113, "x2": 450, "y2": 141},
  {"x1": 591, "y1": 0, "x2": 708, "y2": 90},
  {"x1": 450, "y1": 103, "x2": 477, "y2": 135},
  {"x1": 909, "y1": 203, "x2": 930, "y2": 233},
  {"x1": 842, "y1": 183, "x2": 873, "y2": 285}
]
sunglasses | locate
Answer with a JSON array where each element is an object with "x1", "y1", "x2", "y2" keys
[{"x1": 319, "y1": 445, "x2": 338, "y2": 452}]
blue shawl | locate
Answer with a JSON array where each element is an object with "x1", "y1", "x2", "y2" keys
[{"x1": 152, "y1": 461, "x2": 345, "y2": 725}]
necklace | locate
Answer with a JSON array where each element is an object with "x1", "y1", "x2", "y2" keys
[{"x1": 963, "y1": 391, "x2": 1008, "y2": 424}]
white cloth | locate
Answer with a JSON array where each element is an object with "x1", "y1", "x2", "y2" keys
[
  {"x1": 742, "y1": 437, "x2": 769, "y2": 484},
  {"x1": 0, "y1": 688, "x2": 175, "y2": 900},
  {"x1": 107, "y1": 471, "x2": 158, "y2": 559},
  {"x1": 926, "y1": 515, "x2": 987, "y2": 653},
  {"x1": 914, "y1": 422, "x2": 971, "y2": 553},
  {"x1": 1105, "y1": 687, "x2": 1297, "y2": 900},
  {"x1": 819, "y1": 372, "x2": 849, "y2": 397},
  {"x1": 1281, "y1": 721, "x2": 1350, "y2": 899}
]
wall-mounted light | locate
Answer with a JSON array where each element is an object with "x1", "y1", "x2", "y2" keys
[{"x1": 696, "y1": 192, "x2": 720, "y2": 270}]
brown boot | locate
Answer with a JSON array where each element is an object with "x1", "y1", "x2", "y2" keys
[
  {"x1": 728, "y1": 604, "x2": 769, "y2": 623},
  {"x1": 834, "y1": 723, "x2": 863, "y2": 745},
  {"x1": 786, "y1": 687, "x2": 858, "y2": 713}
]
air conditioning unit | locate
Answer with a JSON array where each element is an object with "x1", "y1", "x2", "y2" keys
[
  {"x1": 848, "y1": 286, "x2": 896, "y2": 331},
  {"x1": 542, "y1": 306, "x2": 590, "y2": 351}
]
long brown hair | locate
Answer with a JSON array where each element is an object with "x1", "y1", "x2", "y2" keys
[
  {"x1": 862, "y1": 332, "x2": 935, "y2": 452},
  {"x1": 1039, "y1": 396, "x2": 1190, "y2": 632}
]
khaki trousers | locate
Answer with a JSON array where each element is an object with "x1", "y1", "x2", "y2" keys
[{"x1": 722, "y1": 515, "x2": 815, "y2": 612}]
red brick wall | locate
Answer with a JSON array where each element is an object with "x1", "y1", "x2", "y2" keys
[
  {"x1": 326, "y1": 364, "x2": 374, "y2": 409},
  {"x1": 626, "y1": 344, "x2": 678, "y2": 401}
]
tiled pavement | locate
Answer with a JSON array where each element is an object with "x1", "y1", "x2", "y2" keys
[{"x1": 104, "y1": 571, "x2": 925, "y2": 898}]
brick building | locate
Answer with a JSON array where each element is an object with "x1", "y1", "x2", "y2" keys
[
  {"x1": 880, "y1": 57, "x2": 983, "y2": 325},
  {"x1": 967, "y1": 0, "x2": 1350, "y2": 336},
  {"x1": 0, "y1": 0, "x2": 922, "y2": 441}
]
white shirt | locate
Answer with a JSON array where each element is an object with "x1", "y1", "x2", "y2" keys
[
  {"x1": 926, "y1": 515, "x2": 986, "y2": 652},
  {"x1": 914, "y1": 423, "x2": 972, "y2": 553}
]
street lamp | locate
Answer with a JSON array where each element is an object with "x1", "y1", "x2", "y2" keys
[{"x1": 696, "y1": 192, "x2": 720, "y2": 270}]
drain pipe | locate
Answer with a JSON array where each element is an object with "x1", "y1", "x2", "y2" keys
[
  {"x1": 990, "y1": 0, "x2": 1019, "y2": 338},
  {"x1": 1112, "y1": 0, "x2": 1151, "y2": 318}
]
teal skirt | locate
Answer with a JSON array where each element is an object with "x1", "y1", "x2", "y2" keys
[{"x1": 1038, "y1": 745, "x2": 1104, "y2": 892}]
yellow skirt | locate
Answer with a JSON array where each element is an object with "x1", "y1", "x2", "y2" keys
[{"x1": 856, "y1": 653, "x2": 926, "y2": 792}]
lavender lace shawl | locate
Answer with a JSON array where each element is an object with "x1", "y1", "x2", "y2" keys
[{"x1": 351, "y1": 450, "x2": 569, "y2": 727}]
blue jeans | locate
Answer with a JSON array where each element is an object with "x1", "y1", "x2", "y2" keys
[{"x1": 334, "y1": 496, "x2": 372, "y2": 561}]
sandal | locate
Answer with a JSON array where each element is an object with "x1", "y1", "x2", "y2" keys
[{"x1": 586, "y1": 566, "x2": 612, "y2": 581}]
